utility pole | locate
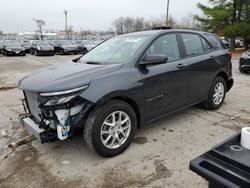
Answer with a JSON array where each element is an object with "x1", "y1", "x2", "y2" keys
[
  {"x1": 63, "y1": 10, "x2": 68, "y2": 39},
  {"x1": 166, "y1": 0, "x2": 170, "y2": 26}
]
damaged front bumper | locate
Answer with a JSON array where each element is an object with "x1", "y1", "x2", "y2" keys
[{"x1": 21, "y1": 91, "x2": 94, "y2": 143}]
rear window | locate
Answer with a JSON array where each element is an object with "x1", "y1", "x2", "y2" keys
[{"x1": 204, "y1": 34, "x2": 226, "y2": 49}]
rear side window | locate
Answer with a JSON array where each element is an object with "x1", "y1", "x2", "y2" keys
[
  {"x1": 146, "y1": 34, "x2": 180, "y2": 61},
  {"x1": 205, "y1": 34, "x2": 226, "y2": 49},
  {"x1": 181, "y1": 33, "x2": 204, "y2": 56},
  {"x1": 201, "y1": 37, "x2": 212, "y2": 52}
]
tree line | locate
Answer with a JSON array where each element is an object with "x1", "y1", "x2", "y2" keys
[
  {"x1": 197, "y1": 0, "x2": 250, "y2": 49},
  {"x1": 111, "y1": 14, "x2": 201, "y2": 35}
]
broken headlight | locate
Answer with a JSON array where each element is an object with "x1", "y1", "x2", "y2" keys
[{"x1": 40, "y1": 85, "x2": 88, "y2": 106}]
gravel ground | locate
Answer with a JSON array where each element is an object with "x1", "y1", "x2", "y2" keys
[{"x1": 0, "y1": 54, "x2": 249, "y2": 188}]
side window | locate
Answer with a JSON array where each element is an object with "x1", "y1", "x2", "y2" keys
[
  {"x1": 181, "y1": 33, "x2": 204, "y2": 56},
  {"x1": 146, "y1": 34, "x2": 180, "y2": 62},
  {"x1": 201, "y1": 37, "x2": 212, "y2": 52},
  {"x1": 205, "y1": 34, "x2": 226, "y2": 49}
]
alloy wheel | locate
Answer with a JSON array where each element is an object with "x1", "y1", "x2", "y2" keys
[
  {"x1": 213, "y1": 82, "x2": 224, "y2": 105},
  {"x1": 100, "y1": 111, "x2": 131, "y2": 149}
]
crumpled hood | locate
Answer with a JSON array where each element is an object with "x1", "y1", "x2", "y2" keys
[{"x1": 18, "y1": 61, "x2": 122, "y2": 93}]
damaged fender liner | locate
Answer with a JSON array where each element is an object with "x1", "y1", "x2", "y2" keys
[{"x1": 21, "y1": 96, "x2": 94, "y2": 143}]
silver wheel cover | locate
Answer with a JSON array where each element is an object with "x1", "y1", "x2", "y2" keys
[
  {"x1": 100, "y1": 111, "x2": 131, "y2": 149},
  {"x1": 213, "y1": 82, "x2": 225, "y2": 105}
]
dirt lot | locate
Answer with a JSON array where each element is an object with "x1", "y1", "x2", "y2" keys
[{"x1": 0, "y1": 54, "x2": 249, "y2": 188}]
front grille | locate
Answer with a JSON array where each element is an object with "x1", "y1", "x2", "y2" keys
[{"x1": 24, "y1": 91, "x2": 41, "y2": 121}]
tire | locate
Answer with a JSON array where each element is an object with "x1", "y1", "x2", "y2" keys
[
  {"x1": 239, "y1": 67, "x2": 248, "y2": 73},
  {"x1": 83, "y1": 48, "x2": 88, "y2": 54},
  {"x1": 203, "y1": 77, "x2": 226, "y2": 110},
  {"x1": 84, "y1": 100, "x2": 137, "y2": 157},
  {"x1": 60, "y1": 49, "x2": 64, "y2": 55}
]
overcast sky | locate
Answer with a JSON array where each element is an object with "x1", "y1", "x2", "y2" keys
[{"x1": 0, "y1": 0, "x2": 208, "y2": 33}]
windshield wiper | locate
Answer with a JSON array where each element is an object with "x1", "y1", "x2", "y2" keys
[{"x1": 85, "y1": 61, "x2": 103, "y2": 65}]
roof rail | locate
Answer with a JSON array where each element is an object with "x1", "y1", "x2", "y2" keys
[{"x1": 152, "y1": 26, "x2": 173, "y2": 30}]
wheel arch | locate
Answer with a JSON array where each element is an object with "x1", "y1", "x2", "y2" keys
[
  {"x1": 95, "y1": 93, "x2": 141, "y2": 129},
  {"x1": 216, "y1": 71, "x2": 232, "y2": 91}
]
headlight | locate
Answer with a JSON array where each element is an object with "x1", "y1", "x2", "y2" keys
[
  {"x1": 37, "y1": 46, "x2": 41, "y2": 50},
  {"x1": 51, "y1": 46, "x2": 54, "y2": 50},
  {"x1": 40, "y1": 85, "x2": 89, "y2": 106},
  {"x1": 44, "y1": 94, "x2": 79, "y2": 106},
  {"x1": 7, "y1": 49, "x2": 12, "y2": 52}
]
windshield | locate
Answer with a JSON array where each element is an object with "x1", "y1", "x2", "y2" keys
[
  {"x1": 22, "y1": 42, "x2": 31, "y2": 47},
  {"x1": 79, "y1": 35, "x2": 149, "y2": 64},
  {"x1": 59, "y1": 40, "x2": 72, "y2": 45},
  {"x1": 82, "y1": 40, "x2": 94, "y2": 45},
  {"x1": 5, "y1": 41, "x2": 21, "y2": 48},
  {"x1": 36, "y1": 41, "x2": 50, "y2": 46}
]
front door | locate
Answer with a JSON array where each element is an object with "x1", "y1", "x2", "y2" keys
[{"x1": 139, "y1": 33, "x2": 189, "y2": 120}]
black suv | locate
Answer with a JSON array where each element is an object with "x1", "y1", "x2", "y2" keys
[{"x1": 18, "y1": 29, "x2": 233, "y2": 157}]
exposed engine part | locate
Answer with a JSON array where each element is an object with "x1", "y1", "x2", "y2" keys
[{"x1": 55, "y1": 109, "x2": 70, "y2": 140}]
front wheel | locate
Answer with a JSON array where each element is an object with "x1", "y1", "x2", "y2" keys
[
  {"x1": 84, "y1": 100, "x2": 136, "y2": 157},
  {"x1": 82, "y1": 48, "x2": 88, "y2": 54},
  {"x1": 203, "y1": 77, "x2": 226, "y2": 110}
]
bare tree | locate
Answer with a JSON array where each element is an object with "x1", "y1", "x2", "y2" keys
[
  {"x1": 79, "y1": 27, "x2": 87, "y2": 40},
  {"x1": 113, "y1": 17, "x2": 125, "y2": 35},
  {"x1": 33, "y1": 18, "x2": 45, "y2": 40},
  {"x1": 176, "y1": 13, "x2": 201, "y2": 30}
]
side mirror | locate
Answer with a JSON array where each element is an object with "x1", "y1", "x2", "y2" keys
[{"x1": 140, "y1": 54, "x2": 168, "y2": 66}]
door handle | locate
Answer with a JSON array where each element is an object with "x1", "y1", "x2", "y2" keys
[{"x1": 177, "y1": 64, "x2": 187, "y2": 69}]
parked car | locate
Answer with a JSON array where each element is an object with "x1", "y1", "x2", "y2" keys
[
  {"x1": 48, "y1": 40, "x2": 60, "y2": 54},
  {"x1": 53, "y1": 40, "x2": 78, "y2": 55},
  {"x1": 21, "y1": 41, "x2": 32, "y2": 53},
  {"x1": 81, "y1": 40, "x2": 96, "y2": 52},
  {"x1": 70, "y1": 40, "x2": 86, "y2": 54},
  {"x1": 0, "y1": 41, "x2": 5, "y2": 54},
  {"x1": 239, "y1": 48, "x2": 250, "y2": 73},
  {"x1": 2, "y1": 40, "x2": 26, "y2": 56},
  {"x1": 18, "y1": 29, "x2": 233, "y2": 157},
  {"x1": 222, "y1": 39, "x2": 230, "y2": 49},
  {"x1": 30, "y1": 40, "x2": 54, "y2": 56},
  {"x1": 93, "y1": 39, "x2": 104, "y2": 45}
]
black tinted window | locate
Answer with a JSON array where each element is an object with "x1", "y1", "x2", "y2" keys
[
  {"x1": 181, "y1": 33, "x2": 204, "y2": 56},
  {"x1": 205, "y1": 34, "x2": 226, "y2": 49},
  {"x1": 146, "y1": 34, "x2": 180, "y2": 61},
  {"x1": 201, "y1": 37, "x2": 212, "y2": 52}
]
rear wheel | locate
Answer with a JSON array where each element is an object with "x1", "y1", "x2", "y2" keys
[
  {"x1": 84, "y1": 100, "x2": 136, "y2": 157},
  {"x1": 203, "y1": 77, "x2": 226, "y2": 110}
]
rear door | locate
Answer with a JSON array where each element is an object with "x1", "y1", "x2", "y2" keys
[
  {"x1": 139, "y1": 33, "x2": 189, "y2": 120},
  {"x1": 179, "y1": 32, "x2": 217, "y2": 101}
]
